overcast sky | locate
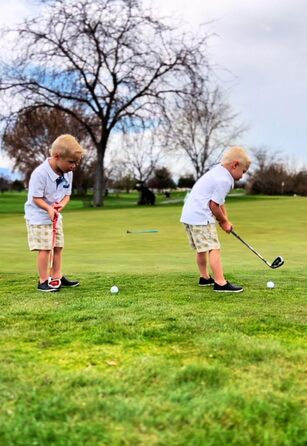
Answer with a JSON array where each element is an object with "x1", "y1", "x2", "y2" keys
[
  {"x1": 150, "y1": 0, "x2": 307, "y2": 168},
  {"x1": 1, "y1": 0, "x2": 307, "y2": 172}
]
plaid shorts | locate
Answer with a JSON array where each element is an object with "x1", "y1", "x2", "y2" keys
[
  {"x1": 184, "y1": 223, "x2": 220, "y2": 253},
  {"x1": 26, "y1": 219, "x2": 64, "y2": 251}
]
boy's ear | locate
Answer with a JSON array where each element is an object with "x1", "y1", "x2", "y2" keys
[{"x1": 233, "y1": 160, "x2": 240, "y2": 168}]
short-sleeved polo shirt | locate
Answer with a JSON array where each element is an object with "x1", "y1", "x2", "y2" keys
[
  {"x1": 180, "y1": 164, "x2": 234, "y2": 225},
  {"x1": 25, "y1": 158, "x2": 73, "y2": 224}
]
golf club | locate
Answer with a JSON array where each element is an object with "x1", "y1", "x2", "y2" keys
[
  {"x1": 231, "y1": 229, "x2": 284, "y2": 269},
  {"x1": 48, "y1": 213, "x2": 61, "y2": 288},
  {"x1": 127, "y1": 229, "x2": 159, "y2": 234}
]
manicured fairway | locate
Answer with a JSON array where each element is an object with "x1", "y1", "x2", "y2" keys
[
  {"x1": 1, "y1": 193, "x2": 306, "y2": 274},
  {"x1": 0, "y1": 193, "x2": 306, "y2": 445}
]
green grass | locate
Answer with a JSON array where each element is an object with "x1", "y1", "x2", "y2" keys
[{"x1": 0, "y1": 193, "x2": 306, "y2": 445}]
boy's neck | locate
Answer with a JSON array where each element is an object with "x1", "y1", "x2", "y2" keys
[
  {"x1": 48, "y1": 157, "x2": 64, "y2": 176},
  {"x1": 221, "y1": 162, "x2": 232, "y2": 173}
]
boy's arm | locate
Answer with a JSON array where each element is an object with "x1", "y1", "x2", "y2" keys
[
  {"x1": 54, "y1": 195, "x2": 70, "y2": 212},
  {"x1": 209, "y1": 200, "x2": 232, "y2": 233},
  {"x1": 33, "y1": 195, "x2": 70, "y2": 220},
  {"x1": 33, "y1": 197, "x2": 57, "y2": 221},
  {"x1": 220, "y1": 204, "x2": 228, "y2": 219}
]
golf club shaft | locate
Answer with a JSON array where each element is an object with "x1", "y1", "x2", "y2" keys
[
  {"x1": 127, "y1": 229, "x2": 159, "y2": 233},
  {"x1": 231, "y1": 229, "x2": 270, "y2": 266},
  {"x1": 50, "y1": 214, "x2": 58, "y2": 276}
]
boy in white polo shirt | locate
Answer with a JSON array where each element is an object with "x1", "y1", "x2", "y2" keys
[
  {"x1": 25, "y1": 134, "x2": 86, "y2": 292},
  {"x1": 180, "y1": 146, "x2": 251, "y2": 293}
]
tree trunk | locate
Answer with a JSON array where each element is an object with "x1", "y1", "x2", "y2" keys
[{"x1": 93, "y1": 140, "x2": 106, "y2": 207}]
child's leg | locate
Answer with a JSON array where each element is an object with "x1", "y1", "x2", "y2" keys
[
  {"x1": 52, "y1": 247, "x2": 63, "y2": 279},
  {"x1": 37, "y1": 250, "x2": 51, "y2": 283},
  {"x1": 209, "y1": 249, "x2": 227, "y2": 285},
  {"x1": 196, "y1": 252, "x2": 211, "y2": 278}
]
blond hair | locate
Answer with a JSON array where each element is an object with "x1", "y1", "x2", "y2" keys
[
  {"x1": 50, "y1": 134, "x2": 87, "y2": 158},
  {"x1": 222, "y1": 146, "x2": 251, "y2": 169}
]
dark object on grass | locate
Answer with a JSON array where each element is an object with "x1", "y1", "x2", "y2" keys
[{"x1": 136, "y1": 182, "x2": 156, "y2": 205}]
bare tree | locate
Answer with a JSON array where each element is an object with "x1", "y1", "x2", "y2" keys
[
  {"x1": 250, "y1": 146, "x2": 281, "y2": 173},
  {"x1": 0, "y1": 0, "x2": 210, "y2": 206},
  {"x1": 119, "y1": 129, "x2": 165, "y2": 183},
  {"x1": 247, "y1": 146, "x2": 287, "y2": 195},
  {"x1": 164, "y1": 83, "x2": 245, "y2": 179}
]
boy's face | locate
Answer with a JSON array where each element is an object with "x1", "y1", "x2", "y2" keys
[
  {"x1": 55, "y1": 154, "x2": 81, "y2": 173},
  {"x1": 231, "y1": 161, "x2": 249, "y2": 181}
]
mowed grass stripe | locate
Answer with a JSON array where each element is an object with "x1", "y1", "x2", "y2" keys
[{"x1": 0, "y1": 195, "x2": 306, "y2": 274}]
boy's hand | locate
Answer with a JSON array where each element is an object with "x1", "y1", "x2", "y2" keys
[
  {"x1": 219, "y1": 220, "x2": 233, "y2": 233},
  {"x1": 48, "y1": 206, "x2": 58, "y2": 222},
  {"x1": 53, "y1": 196, "x2": 70, "y2": 213},
  {"x1": 209, "y1": 200, "x2": 232, "y2": 232},
  {"x1": 53, "y1": 202, "x2": 64, "y2": 212}
]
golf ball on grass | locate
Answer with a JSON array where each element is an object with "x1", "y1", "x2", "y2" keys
[
  {"x1": 267, "y1": 281, "x2": 275, "y2": 289},
  {"x1": 110, "y1": 285, "x2": 119, "y2": 294}
]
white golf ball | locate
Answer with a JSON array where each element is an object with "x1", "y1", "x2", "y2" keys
[
  {"x1": 267, "y1": 281, "x2": 275, "y2": 289},
  {"x1": 110, "y1": 285, "x2": 119, "y2": 294}
]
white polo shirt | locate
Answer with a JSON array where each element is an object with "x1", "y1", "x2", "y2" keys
[
  {"x1": 25, "y1": 158, "x2": 73, "y2": 225},
  {"x1": 180, "y1": 164, "x2": 234, "y2": 225}
]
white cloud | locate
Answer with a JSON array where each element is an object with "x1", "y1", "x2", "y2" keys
[{"x1": 0, "y1": 0, "x2": 38, "y2": 25}]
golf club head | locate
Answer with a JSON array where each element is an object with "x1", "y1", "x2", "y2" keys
[{"x1": 270, "y1": 256, "x2": 284, "y2": 269}]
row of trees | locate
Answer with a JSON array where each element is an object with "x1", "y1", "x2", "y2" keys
[
  {"x1": 0, "y1": 176, "x2": 24, "y2": 193},
  {"x1": 248, "y1": 148, "x2": 307, "y2": 196},
  {"x1": 0, "y1": 0, "x2": 244, "y2": 205},
  {"x1": 3, "y1": 142, "x2": 307, "y2": 196},
  {"x1": 0, "y1": 165, "x2": 176, "y2": 195}
]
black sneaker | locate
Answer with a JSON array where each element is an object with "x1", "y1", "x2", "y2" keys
[
  {"x1": 199, "y1": 277, "x2": 215, "y2": 287},
  {"x1": 60, "y1": 276, "x2": 80, "y2": 287},
  {"x1": 38, "y1": 280, "x2": 59, "y2": 292},
  {"x1": 213, "y1": 281, "x2": 243, "y2": 293}
]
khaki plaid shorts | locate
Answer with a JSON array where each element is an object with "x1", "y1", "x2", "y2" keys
[
  {"x1": 184, "y1": 223, "x2": 220, "y2": 252},
  {"x1": 26, "y1": 219, "x2": 64, "y2": 251}
]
